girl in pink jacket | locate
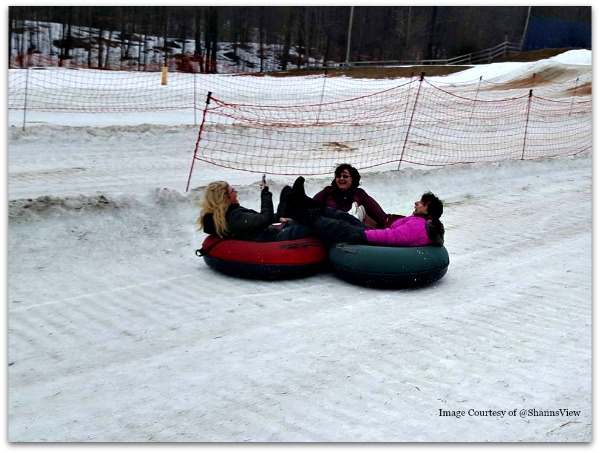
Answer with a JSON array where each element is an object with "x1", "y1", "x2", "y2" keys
[{"x1": 287, "y1": 177, "x2": 444, "y2": 247}]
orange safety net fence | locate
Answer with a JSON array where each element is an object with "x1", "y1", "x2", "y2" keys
[
  {"x1": 6, "y1": 66, "x2": 591, "y2": 188},
  {"x1": 185, "y1": 75, "x2": 591, "y2": 188}
]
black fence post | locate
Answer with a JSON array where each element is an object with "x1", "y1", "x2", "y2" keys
[{"x1": 521, "y1": 89, "x2": 533, "y2": 160}]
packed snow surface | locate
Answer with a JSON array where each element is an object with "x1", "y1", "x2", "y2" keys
[{"x1": 6, "y1": 50, "x2": 593, "y2": 446}]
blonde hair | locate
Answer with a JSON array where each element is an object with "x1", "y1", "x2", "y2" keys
[{"x1": 197, "y1": 181, "x2": 231, "y2": 236}]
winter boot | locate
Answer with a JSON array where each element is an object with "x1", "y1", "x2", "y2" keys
[
  {"x1": 291, "y1": 176, "x2": 321, "y2": 208},
  {"x1": 349, "y1": 202, "x2": 366, "y2": 222},
  {"x1": 276, "y1": 185, "x2": 293, "y2": 219}
]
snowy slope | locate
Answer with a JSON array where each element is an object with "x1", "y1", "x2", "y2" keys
[{"x1": 6, "y1": 50, "x2": 593, "y2": 444}]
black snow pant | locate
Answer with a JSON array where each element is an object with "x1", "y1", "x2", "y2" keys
[
  {"x1": 308, "y1": 207, "x2": 368, "y2": 245},
  {"x1": 262, "y1": 220, "x2": 313, "y2": 241}
]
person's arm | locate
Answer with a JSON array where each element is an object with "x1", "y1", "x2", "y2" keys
[
  {"x1": 312, "y1": 187, "x2": 329, "y2": 204},
  {"x1": 364, "y1": 217, "x2": 431, "y2": 247},
  {"x1": 357, "y1": 189, "x2": 387, "y2": 227},
  {"x1": 259, "y1": 185, "x2": 275, "y2": 222},
  {"x1": 228, "y1": 188, "x2": 274, "y2": 234}
]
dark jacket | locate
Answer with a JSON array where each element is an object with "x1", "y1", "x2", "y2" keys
[
  {"x1": 226, "y1": 189, "x2": 275, "y2": 240},
  {"x1": 203, "y1": 188, "x2": 311, "y2": 242},
  {"x1": 312, "y1": 186, "x2": 387, "y2": 227}
]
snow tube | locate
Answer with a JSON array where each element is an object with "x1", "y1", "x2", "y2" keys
[
  {"x1": 328, "y1": 243, "x2": 449, "y2": 288},
  {"x1": 196, "y1": 235, "x2": 328, "y2": 280}
]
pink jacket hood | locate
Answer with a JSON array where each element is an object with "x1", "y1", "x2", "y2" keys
[{"x1": 364, "y1": 216, "x2": 431, "y2": 247}]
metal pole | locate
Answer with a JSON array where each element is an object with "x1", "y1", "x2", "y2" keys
[
  {"x1": 193, "y1": 73, "x2": 197, "y2": 125},
  {"x1": 398, "y1": 72, "x2": 425, "y2": 170},
  {"x1": 316, "y1": 70, "x2": 328, "y2": 124},
  {"x1": 186, "y1": 91, "x2": 212, "y2": 192},
  {"x1": 520, "y1": 6, "x2": 532, "y2": 50},
  {"x1": 406, "y1": 6, "x2": 412, "y2": 51},
  {"x1": 22, "y1": 67, "x2": 30, "y2": 131},
  {"x1": 569, "y1": 77, "x2": 579, "y2": 116},
  {"x1": 345, "y1": 6, "x2": 354, "y2": 64}
]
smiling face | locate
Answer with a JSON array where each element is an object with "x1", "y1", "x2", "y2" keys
[{"x1": 335, "y1": 169, "x2": 353, "y2": 191}]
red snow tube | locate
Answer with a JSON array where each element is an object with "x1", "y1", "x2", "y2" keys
[{"x1": 196, "y1": 235, "x2": 328, "y2": 280}]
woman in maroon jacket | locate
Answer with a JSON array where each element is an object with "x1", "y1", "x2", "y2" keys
[{"x1": 312, "y1": 163, "x2": 388, "y2": 228}]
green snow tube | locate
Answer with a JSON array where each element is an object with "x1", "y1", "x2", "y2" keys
[{"x1": 328, "y1": 243, "x2": 449, "y2": 289}]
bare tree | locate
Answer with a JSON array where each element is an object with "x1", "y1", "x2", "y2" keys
[
  {"x1": 259, "y1": 6, "x2": 266, "y2": 72},
  {"x1": 194, "y1": 8, "x2": 205, "y2": 72},
  {"x1": 204, "y1": 6, "x2": 218, "y2": 73},
  {"x1": 7, "y1": 6, "x2": 593, "y2": 71},
  {"x1": 280, "y1": 7, "x2": 296, "y2": 70}
]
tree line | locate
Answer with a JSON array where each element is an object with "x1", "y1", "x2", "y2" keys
[{"x1": 8, "y1": 6, "x2": 591, "y2": 71}]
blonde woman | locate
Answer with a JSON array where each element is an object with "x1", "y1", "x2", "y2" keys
[{"x1": 198, "y1": 179, "x2": 312, "y2": 242}]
